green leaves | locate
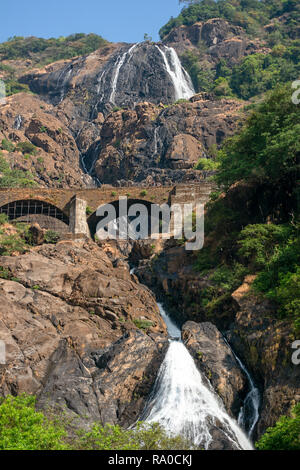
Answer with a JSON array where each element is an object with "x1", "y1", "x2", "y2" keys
[
  {"x1": 256, "y1": 403, "x2": 300, "y2": 450},
  {"x1": 0, "y1": 395, "x2": 192, "y2": 450},
  {"x1": 0, "y1": 34, "x2": 108, "y2": 63},
  {"x1": 0, "y1": 395, "x2": 67, "y2": 450},
  {"x1": 0, "y1": 156, "x2": 37, "y2": 188},
  {"x1": 238, "y1": 224, "x2": 292, "y2": 270},
  {"x1": 216, "y1": 85, "x2": 300, "y2": 190},
  {"x1": 78, "y1": 421, "x2": 192, "y2": 450}
]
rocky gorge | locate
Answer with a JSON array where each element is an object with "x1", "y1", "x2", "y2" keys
[{"x1": 0, "y1": 0, "x2": 299, "y2": 451}]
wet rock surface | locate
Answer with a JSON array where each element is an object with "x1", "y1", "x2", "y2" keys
[
  {"x1": 228, "y1": 278, "x2": 300, "y2": 436},
  {"x1": 0, "y1": 93, "x2": 90, "y2": 188},
  {"x1": 135, "y1": 244, "x2": 300, "y2": 438},
  {"x1": 88, "y1": 96, "x2": 242, "y2": 185},
  {"x1": 182, "y1": 321, "x2": 247, "y2": 416},
  {"x1": 0, "y1": 240, "x2": 168, "y2": 426}
]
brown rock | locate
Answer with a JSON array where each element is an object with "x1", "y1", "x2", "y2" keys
[
  {"x1": 182, "y1": 321, "x2": 247, "y2": 416},
  {"x1": 28, "y1": 223, "x2": 45, "y2": 245},
  {"x1": 165, "y1": 134, "x2": 203, "y2": 169},
  {"x1": 0, "y1": 240, "x2": 168, "y2": 426},
  {"x1": 0, "y1": 93, "x2": 87, "y2": 188}
]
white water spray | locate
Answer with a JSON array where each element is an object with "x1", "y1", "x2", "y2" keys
[
  {"x1": 153, "y1": 127, "x2": 160, "y2": 155},
  {"x1": 142, "y1": 303, "x2": 253, "y2": 450},
  {"x1": 155, "y1": 45, "x2": 195, "y2": 101},
  {"x1": 223, "y1": 337, "x2": 260, "y2": 437},
  {"x1": 110, "y1": 44, "x2": 138, "y2": 104},
  {"x1": 57, "y1": 67, "x2": 72, "y2": 103}
]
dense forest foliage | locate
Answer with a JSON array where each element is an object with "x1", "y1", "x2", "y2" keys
[
  {"x1": 256, "y1": 403, "x2": 300, "y2": 450},
  {"x1": 0, "y1": 33, "x2": 108, "y2": 96},
  {"x1": 0, "y1": 394, "x2": 191, "y2": 450},
  {"x1": 162, "y1": 0, "x2": 300, "y2": 100},
  {"x1": 0, "y1": 33, "x2": 108, "y2": 64},
  {"x1": 195, "y1": 85, "x2": 300, "y2": 334},
  {"x1": 161, "y1": 0, "x2": 300, "y2": 39}
]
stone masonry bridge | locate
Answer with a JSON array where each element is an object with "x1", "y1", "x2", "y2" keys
[{"x1": 0, "y1": 183, "x2": 213, "y2": 239}]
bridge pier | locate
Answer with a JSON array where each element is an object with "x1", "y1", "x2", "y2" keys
[{"x1": 69, "y1": 196, "x2": 90, "y2": 238}]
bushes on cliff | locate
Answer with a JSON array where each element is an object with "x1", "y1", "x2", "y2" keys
[
  {"x1": 161, "y1": 0, "x2": 300, "y2": 39},
  {"x1": 216, "y1": 85, "x2": 299, "y2": 209},
  {"x1": 182, "y1": 48, "x2": 300, "y2": 98},
  {"x1": 256, "y1": 403, "x2": 300, "y2": 450},
  {"x1": 0, "y1": 220, "x2": 32, "y2": 256},
  {"x1": 0, "y1": 155, "x2": 37, "y2": 188},
  {"x1": 237, "y1": 224, "x2": 293, "y2": 271},
  {"x1": 0, "y1": 394, "x2": 191, "y2": 450},
  {"x1": 78, "y1": 422, "x2": 191, "y2": 450},
  {"x1": 0, "y1": 395, "x2": 67, "y2": 450},
  {"x1": 0, "y1": 34, "x2": 108, "y2": 64},
  {"x1": 195, "y1": 85, "x2": 300, "y2": 331}
]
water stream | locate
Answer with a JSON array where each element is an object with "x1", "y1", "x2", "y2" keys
[
  {"x1": 223, "y1": 338, "x2": 260, "y2": 437},
  {"x1": 109, "y1": 43, "x2": 138, "y2": 104},
  {"x1": 141, "y1": 302, "x2": 254, "y2": 450},
  {"x1": 155, "y1": 45, "x2": 195, "y2": 101}
]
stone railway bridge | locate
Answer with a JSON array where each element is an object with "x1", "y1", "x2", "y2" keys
[{"x1": 0, "y1": 183, "x2": 213, "y2": 239}]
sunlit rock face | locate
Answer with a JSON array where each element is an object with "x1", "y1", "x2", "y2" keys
[{"x1": 21, "y1": 42, "x2": 194, "y2": 114}]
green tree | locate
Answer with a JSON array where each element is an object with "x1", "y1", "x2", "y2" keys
[
  {"x1": 0, "y1": 395, "x2": 68, "y2": 450},
  {"x1": 216, "y1": 85, "x2": 300, "y2": 198},
  {"x1": 0, "y1": 394, "x2": 192, "y2": 450},
  {"x1": 256, "y1": 404, "x2": 300, "y2": 450}
]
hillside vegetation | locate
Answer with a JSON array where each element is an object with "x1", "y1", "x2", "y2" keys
[
  {"x1": 0, "y1": 394, "x2": 191, "y2": 450},
  {"x1": 0, "y1": 33, "x2": 108, "y2": 97},
  {"x1": 163, "y1": 0, "x2": 300, "y2": 100},
  {"x1": 161, "y1": 0, "x2": 300, "y2": 39},
  {"x1": 194, "y1": 85, "x2": 300, "y2": 334},
  {"x1": 0, "y1": 33, "x2": 108, "y2": 64}
]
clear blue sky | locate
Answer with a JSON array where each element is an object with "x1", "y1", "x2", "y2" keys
[{"x1": 0, "y1": 0, "x2": 183, "y2": 44}]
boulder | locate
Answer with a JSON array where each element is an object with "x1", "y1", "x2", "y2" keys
[
  {"x1": 182, "y1": 321, "x2": 247, "y2": 416},
  {"x1": 0, "y1": 240, "x2": 168, "y2": 427},
  {"x1": 28, "y1": 223, "x2": 45, "y2": 245}
]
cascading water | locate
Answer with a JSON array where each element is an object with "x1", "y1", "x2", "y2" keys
[
  {"x1": 141, "y1": 303, "x2": 253, "y2": 450},
  {"x1": 153, "y1": 126, "x2": 160, "y2": 155},
  {"x1": 155, "y1": 45, "x2": 195, "y2": 101},
  {"x1": 57, "y1": 66, "x2": 72, "y2": 103},
  {"x1": 109, "y1": 43, "x2": 138, "y2": 104},
  {"x1": 223, "y1": 338, "x2": 260, "y2": 437}
]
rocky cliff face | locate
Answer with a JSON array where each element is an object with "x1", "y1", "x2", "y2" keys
[
  {"x1": 0, "y1": 240, "x2": 168, "y2": 426},
  {"x1": 86, "y1": 95, "x2": 242, "y2": 185},
  {"x1": 0, "y1": 25, "x2": 250, "y2": 188},
  {"x1": 0, "y1": 93, "x2": 91, "y2": 188},
  {"x1": 163, "y1": 18, "x2": 270, "y2": 64},
  {"x1": 20, "y1": 42, "x2": 193, "y2": 113},
  {"x1": 134, "y1": 243, "x2": 300, "y2": 438},
  {"x1": 229, "y1": 278, "x2": 300, "y2": 436},
  {"x1": 182, "y1": 321, "x2": 247, "y2": 417}
]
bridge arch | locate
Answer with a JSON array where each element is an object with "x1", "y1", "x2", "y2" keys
[
  {"x1": 0, "y1": 199, "x2": 70, "y2": 232},
  {"x1": 87, "y1": 198, "x2": 166, "y2": 239}
]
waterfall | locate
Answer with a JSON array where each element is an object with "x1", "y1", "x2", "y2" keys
[
  {"x1": 110, "y1": 44, "x2": 138, "y2": 104},
  {"x1": 223, "y1": 337, "x2": 260, "y2": 437},
  {"x1": 155, "y1": 45, "x2": 195, "y2": 101},
  {"x1": 141, "y1": 303, "x2": 253, "y2": 450},
  {"x1": 153, "y1": 127, "x2": 160, "y2": 155},
  {"x1": 13, "y1": 115, "x2": 23, "y2": 130},
  {"x1": 57, "y1": 66, "x2": 72, "y2": 103}
]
